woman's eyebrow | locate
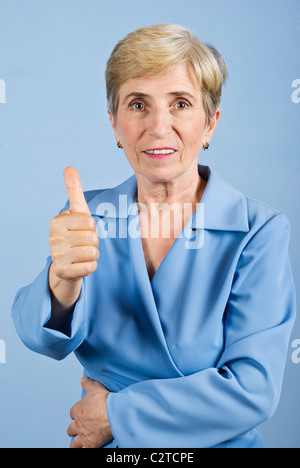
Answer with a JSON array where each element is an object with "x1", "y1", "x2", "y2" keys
[
  {"x1": 168, "y1": 91, "x2": 195, "y2": 100},
  {"x1": 122, "y1": 91, "x2": 196, "y2": 104},
  {"x1": 122, "y1": 92, "x2": 149, "y2": 104}
]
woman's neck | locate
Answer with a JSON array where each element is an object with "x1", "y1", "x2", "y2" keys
[{"x1": 136, "y1": 165, "x2": 206, "y2": 210}]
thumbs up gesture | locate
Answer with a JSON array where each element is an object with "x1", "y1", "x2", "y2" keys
[{"x1": 48, "y1": 168, "x2": 99, "y2": 309}]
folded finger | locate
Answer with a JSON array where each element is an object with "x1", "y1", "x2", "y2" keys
[
  {"x1": 67, "y1": 230, "x2": 99, "y2": 247},
  {"x1": 70, "y1": 435, "x2": 83, "y2": 449},
  {"x1": 68, "y1": 246, "x2": 100, "y2": 264},
  {"x1": 65, "y1": 213, "x2": 96, "y2": 231},
  {"x1": 67, "y1": 421, "x2": 78, "y2": 438}
]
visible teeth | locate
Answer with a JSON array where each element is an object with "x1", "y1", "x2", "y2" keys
[{"x1": 145, "y1": 149, "x2": 175, "y2": 155}]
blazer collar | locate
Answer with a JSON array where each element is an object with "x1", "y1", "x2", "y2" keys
[
  {"x1": 89, "y1": 165, "x2": 249, "y2": 233},
  {"x1": 195, "y1": 165, "x2": 249, "y2": 232}
]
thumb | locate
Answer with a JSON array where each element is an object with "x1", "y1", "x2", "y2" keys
[
  {"x1": 81, "y1": 377, "x2": 108, "y2": 393},
  {"x1": 63, "y1": 167, "x2": 90, "y2": 214}
]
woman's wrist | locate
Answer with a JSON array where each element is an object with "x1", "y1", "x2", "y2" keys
[{"x1": 48, "y1": 262, "x2": 83, "y2": 313}]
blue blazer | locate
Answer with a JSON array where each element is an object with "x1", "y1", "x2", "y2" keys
[{"x1": 12, "y1": 165, "x2": 296, "y2": 448}]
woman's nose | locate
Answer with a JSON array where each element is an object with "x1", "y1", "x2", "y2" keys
[{"x1": 147, "y1": 107, "x2": 172, "y2": 139}]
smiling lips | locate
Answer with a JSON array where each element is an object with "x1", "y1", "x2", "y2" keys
[{"x1": 143, "y1": 147, "x2": 177, "y2": 159}]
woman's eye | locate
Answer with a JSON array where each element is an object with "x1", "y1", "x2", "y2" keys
[
  {"x1": 130, "y1": 102, "x2": 145, "y2": 111},
  {"x1": 175, "y1": 101, "x2": 190, "y2": 110}
]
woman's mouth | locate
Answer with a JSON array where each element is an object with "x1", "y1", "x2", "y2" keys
[{"x1": 143, "y1": 148, "x2": 177, "y2": 159}]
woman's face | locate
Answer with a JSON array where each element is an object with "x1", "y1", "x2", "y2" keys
[{"x1": 109, "y1": 62, "x2": 220, "y2": 184}]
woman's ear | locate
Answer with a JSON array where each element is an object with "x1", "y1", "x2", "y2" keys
[
  {"x1": 108, "y1": 110, "x2": 123, "y2": 149},
  {"x1": 108, "y1": 110, "x2": 119, "y2": 139},
  {"x1": 204, "y1": 109, "x2": 221, "y2": 144},
  {"x1": 108, "y1": 110, "x2": 115, "y2": 128}
]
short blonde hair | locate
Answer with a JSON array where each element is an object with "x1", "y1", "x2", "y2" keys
[{"x1": 105, "y1": 24, "x2": 227, "y2": 124}]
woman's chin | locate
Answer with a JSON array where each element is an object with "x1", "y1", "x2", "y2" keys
[{"x1": 137, "y1": 166, "x2": 178, "y2": 184}]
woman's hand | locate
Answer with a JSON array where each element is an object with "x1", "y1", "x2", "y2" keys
[
  {"x1": 67, "y1": 377, "x2": 113, "y2": 448},
  {"x1": 48, "y1": 167, "x2": 99, "y2": 309}
]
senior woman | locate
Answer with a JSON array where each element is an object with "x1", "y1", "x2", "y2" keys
[{"x1": 12, "y1": 24, "x2": 295, "y2": 448}]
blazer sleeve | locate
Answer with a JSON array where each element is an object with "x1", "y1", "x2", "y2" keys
[
  {"x1": 11, "y1": 198, "x2": 91, "y2": 361},
  {"x1": 11, "y1": 256, "x2": 87, "y2": 361},
  {"x1": 106, "y1": 212, "x2": 296, "y2": 448}
]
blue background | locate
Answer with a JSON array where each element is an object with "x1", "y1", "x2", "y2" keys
[{"x1": 0, "y1": 0, "x2": 299, "y2": 448}]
